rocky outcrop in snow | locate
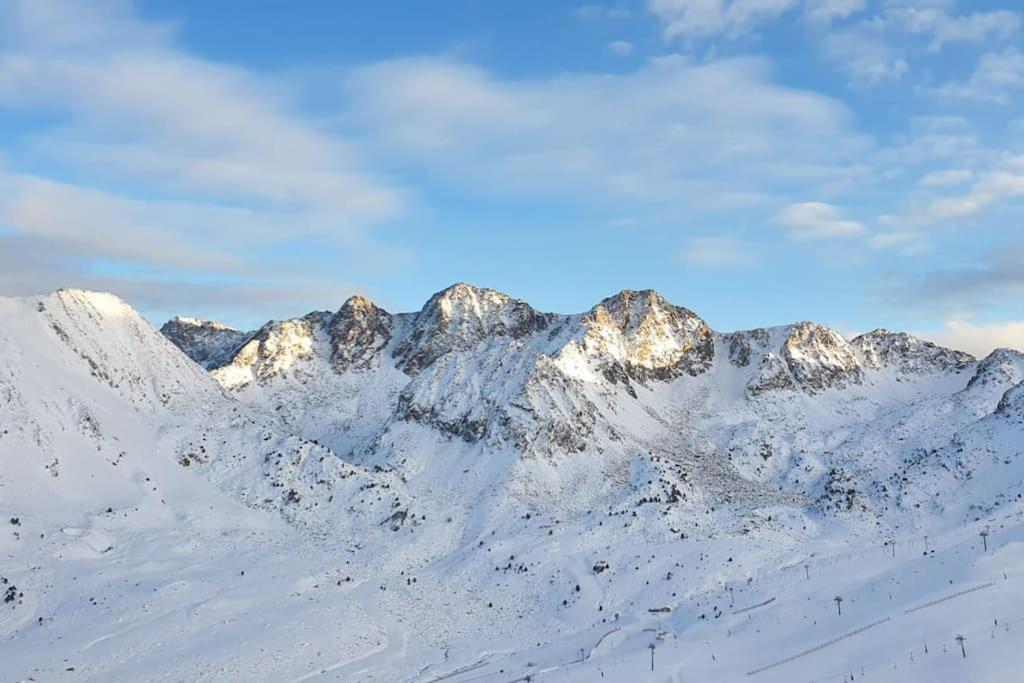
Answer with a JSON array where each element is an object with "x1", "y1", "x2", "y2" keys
[
  {"x1": 213, "y1": 312, "x2": 329, "y2": 389},
  {"x1": 328, "y1": 296, "x2": 394, "y2": 373},
  {"x1": 160, "y1": 316, "x2": 251, "y2": 370},
  {"x1": 580, "y1": 289, "x2": 714, "y2": 382},
  {"x1": 996, "y1": 380, "x2": 1024, "y2": 421},
  {"x1": 394, "y1": 283, "x2": 550, "y2": 374},
  {"x1": 728, "y1": 323, "x2": 862, "y2": 396},
  {"x1": 852, "y1": 329, "x2": 974, "y2": 375},
  {"x1": 783, "y1": 322, "x2": 862, "y2": 392},
  {"x1": 966, "y1": 348, "x2": 1024, "y2": 391}
]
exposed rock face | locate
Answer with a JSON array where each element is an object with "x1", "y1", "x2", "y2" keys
[
  {"x1": 852, "y1": 329, "x2": 974, "y2": 375},
  {"x1": 730, "y1": 324, "x2": 862, "y2": 396},
  {"x1": 783, "y1": 322, "x2": 862, "y2": 393},
  {"x1": 328, "y1": 296, "x2": 393, "y2": 373},
  {"x1": 213, "y1": 312, "x2": 329, "y2": 388},
  {"x1": 726, "y1": 328, "x2": 769, "y2": 368},
  {"x1": 159, "y1": 317, "x2": 250, "y2": 370},
  {"x1": 394, "y1": 283, "x2": 550, "y2": 374},
  {"x1": 581, "y1": 290, "x2": 714, "y2": 382},
  {"x1": 747, "y1": 350, "x2": 797, "y2": 396},
  {"x1": 996, "y1": 381, "x2": 1024, "y2": 421},
  {"x1": 966, "y1": 348, "x2": 1024, "y2": 391}
]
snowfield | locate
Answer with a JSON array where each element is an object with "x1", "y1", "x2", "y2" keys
[{"x1": 2, "y1": 284, "x2": 1023, "y2": 682}]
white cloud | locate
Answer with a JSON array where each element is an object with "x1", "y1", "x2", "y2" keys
[
  {"x1": 821, "y1": 27, "x2": 908, "y2": 84},
  {"x1": 0, "y1": 50, "x2": 402, "y2": 225},
  {"x1": 0, "y1": 234, "x2": 371, "y2": 328},
  {"x1": 927, "y1": 49, "x2": 1024, "y2": 103},
  {"x1": 346, "y1": 56, "x2": 867, "y2": 212},
  {"x1": 775, "y1": 201, "x2": 867, "y2": 239},
  {"x1": 0, "y1": 0, "x2": 405, "y2": 220},
  {"x1": 929, "y1": 166, "x2": 1024, "y2": 220},
  {"x1": 804, "y1": 0, "x2": 865, "y2": 25},
  {"x1": 0, "y1": 175, "x2": 241, "y2": 271},
  {"x1": 884, "y1": 5, "x2": 1021, "y2": 52},
  {"x1": 918, "y1": 168, "x2": 972, "y2": 187},
  {"x1": 607, "y1": 40, "x2": 634, "y2": 56},
  {"x1": 817, "y1": 4, "x2": 1023, "y2": 88},
  {"x1": 920, "y1": 318, "x2": 1024, "y2": 358},
  {"x1": 823, "y1": 18, "x2": 917, "y2": 85},
  {"x1": 679, "y1": 237, "x2": 751, "y2": 266},
  {"x1": 901, "y1": 242, "x2": 1024, "y2": 310},
  {"x1": 647, "y1": 0, "x2": 800, "y2": 40},
  {"x1": 876, "y1": 116, "x2": 983, "y2": 168}
]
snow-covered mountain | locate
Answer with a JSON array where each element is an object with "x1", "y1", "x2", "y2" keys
[
  {"x1": 3, "y1": 283, "x2": 1023, "y2": 682},
  {"x1": 160, "y1": 282, "x2": 1022, "y2": 527}
]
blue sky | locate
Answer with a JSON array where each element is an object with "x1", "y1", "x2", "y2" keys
[{"x1": 1, "y1": 0, "x2": 1023, "y2": 355}]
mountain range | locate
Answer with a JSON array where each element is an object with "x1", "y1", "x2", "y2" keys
[{"x1": 2, "y1": 283, "x2": 1023, "y2": 681}]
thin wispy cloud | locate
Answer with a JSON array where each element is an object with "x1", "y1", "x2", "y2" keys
[
  {"x1": 680, "y1": 237, "x2": 752, "y2": 267},
  {"x1": 776, "y1": 202, "x2": 867, "y2": 239},
  {"x1": 345, "y1": 55, "x2": 867, "y2": 211}
]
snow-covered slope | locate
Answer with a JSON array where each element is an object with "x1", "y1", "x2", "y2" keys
[{"x1": 2, "y1": 284, "x2": 1023, "y2": 682}]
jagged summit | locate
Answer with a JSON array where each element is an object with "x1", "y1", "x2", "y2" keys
[
  {"x1": 165, "y1": 315, "x2": 237, "y2": 330},
  {"x1": 967, "y1": 347, "x2": 1024, "y2": 390},
  {"x1": 394, "y1": 283, "x2": 550, "y2": 373},
  {"x1": 852, "y1": 328, "x2": 975, "y2": 375},
  {"x1": 330, "y1": 295, "x2": 393, "y2": 372},
  {"x1": 418, "y1": 282, "x2": 541, "y2": 323},
  {"x1": 996, "y1": 379, "x2": 1024, "y2": 419},
  {"x1": 583, "y1": 288, "x2": 714, "y2": 379},
  {"x1": 588, "y1": 289, "x2": 700, "y2": 333},
  {"x1": 337, "y1": 293, "x2": 382, "y2": 315},
  {"x1": 160, "y1": 316, "x2": 251, "y2": 371}
]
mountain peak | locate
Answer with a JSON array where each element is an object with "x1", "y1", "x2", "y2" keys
[
  {"x1": 423, "y1": 282, "x2": 518, "y2": 317},
  {"x1": 330, "y1": 295, "x2": 393, "y2": 372},
  {"x1": 589, "y1": 289, "x2": 697, "y2": 332},
  {"x1": 160, "y1": 316, "x2": 251, "y2": 370},
  {"x1": 395, "y1": 283, "x2": 548, "y2": 373},
  {"x1": 582, "y1": 288, "x2": 713, "y2": 379},
  {"x1": 967, "y1": 347, "x2": 1024, "y2": 391},
  {"x1": 165, "y1": 315, "x2": 238, "y2": 332},
  {"x1": 591, "y1": 289, "x2": 668, "y2": 321},
  {"x1": 783, "y1": 322, "x2": 862, "y2": 391},
  {"x1": 852, "y1": 328, "x2": 974, "y2": 375},
  {"x1": 48, "y1": 288, "x2": 136, "y2": 319},
  {"x1": 338, "y1": 294, "x2": 381, "y2": 315}
]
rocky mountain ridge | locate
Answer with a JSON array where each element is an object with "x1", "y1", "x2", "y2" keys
[
  {"x1": 148, "y1": 282, "x2": 1024, "y2": 534},
  {"x1": 184, "y1": 283, "x2": 979, "y2": 393}
]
